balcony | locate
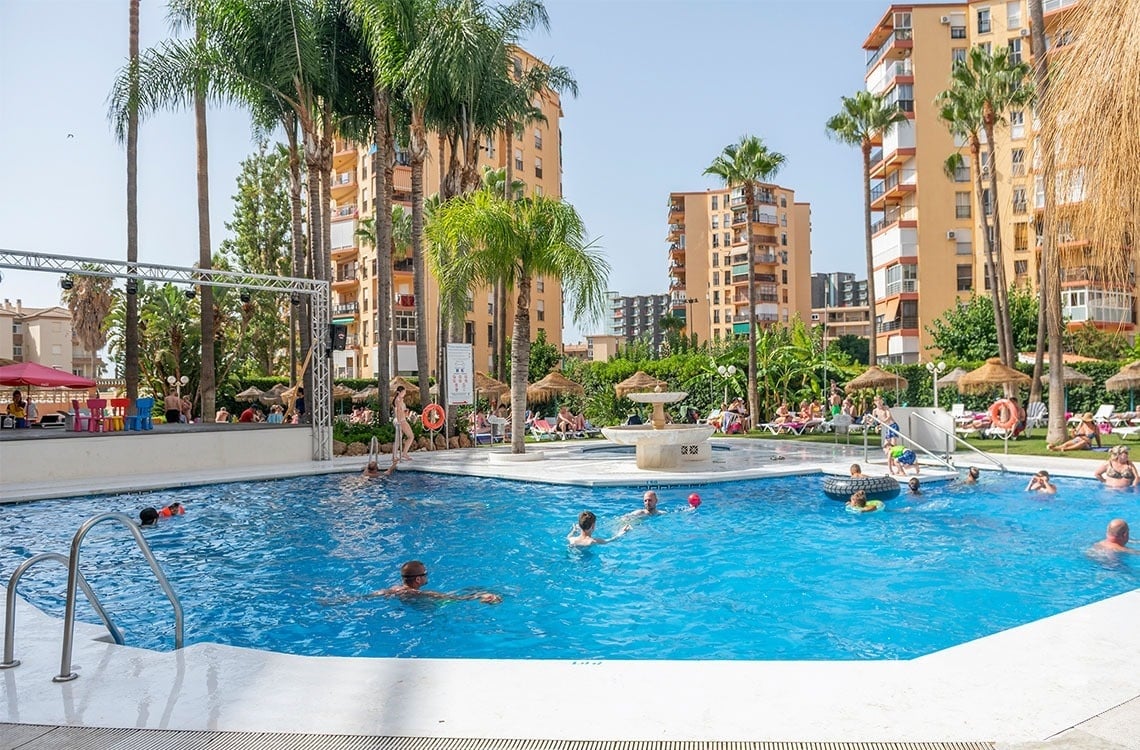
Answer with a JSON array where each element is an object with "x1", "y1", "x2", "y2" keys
[
  {"x1": 732, "y1": 212, "x2": 747, "y2": 226},
  {"x1": 333, "y1": 302, "x2": 359, "y2": 316},
  {"x1": 1043, "y1": 0, "x2": 1079, "y2": 12},
  {"x1": 878, "y1": 316, "x2": 919, "y2": 333},
  {"x1": 333, "y1": 204, "x2": 358, "y2": 219},
  {"x1": 667, "y1": 223, "x2": 685, "y2": 241},
  {"x1": 884, "y1": 279, "x2": 918, "y2": 295},
  {"x1": 331, "y1": 171, "x2": 356, "y2": 199},
  {"x1": 755, "y1": 212, "x2": 778, "y2": 225},
  {"x1": 865, "y1": 27, "x2": 913, "y2": 71},
  {"x1": 668, "y1": 201, "x2": 684, "y2": 218},
  {"x1": 669, "y1": 243, "x2": 685, "y2": 261},
  {"x1": 395, "y1": 294, "x2": 416, "y2": 307},
  {"x1": 870, "y1": 168, "x2": 917, "y2": 208}
]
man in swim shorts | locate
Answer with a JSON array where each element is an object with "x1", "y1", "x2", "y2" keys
[
  {"x1": 1092, "y1": 519, "x2": 1138, "y2": 554},
  {"x1": 371, "y1": 560, "x2": 501, "y2": 603}
]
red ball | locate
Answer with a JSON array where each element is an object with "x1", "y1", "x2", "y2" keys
[{"x1": 688, "y1": 493, "x2": 701, "y2": 508}]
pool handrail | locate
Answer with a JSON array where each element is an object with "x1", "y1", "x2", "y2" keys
[
  {"x1": 54, "y1": 512, "x2": 184, "y2": 683},
  {"x1": 1, "y1": 552, "x2": 124, "y2": 670},
  {"x1": 860, "y1": 414, "x2": 956, "y2": 471},
  {"x1": 909, "y1": 411, "x2": 1006, "y2": 472}
]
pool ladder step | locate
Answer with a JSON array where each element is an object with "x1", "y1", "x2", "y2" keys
[{"x1": 1, "y1": 511, "x2": 183, "y2": 681}]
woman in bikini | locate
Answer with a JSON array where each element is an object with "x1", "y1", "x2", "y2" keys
[
  {"x1": 392, "y1": 385, "x2": 415, "y2": 462},
  {"x1": 1094, "y1": 444, "x2": 1140, "y2": 488},
  {"x1": 1048, "y1": 413, "x2": 1101, "y2": 452}
]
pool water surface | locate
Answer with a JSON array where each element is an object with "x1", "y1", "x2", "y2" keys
[{"x1": 1, "y1": 471, "x2": 1136, "y2": 660}]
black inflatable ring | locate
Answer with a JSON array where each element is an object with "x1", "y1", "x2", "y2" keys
[{"x1": 822, "y1": 474, "x2": 900, "y2": 502}]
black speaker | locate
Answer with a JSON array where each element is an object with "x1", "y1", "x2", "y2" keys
[{"x1": 330, "y1": 324, "x2": 348, "y2": 350}]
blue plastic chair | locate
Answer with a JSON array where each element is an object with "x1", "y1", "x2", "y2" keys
[{"x1": 125, "y1": 396, "x2": 155, "y2": 431}]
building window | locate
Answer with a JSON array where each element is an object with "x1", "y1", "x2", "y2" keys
[
  {"x1": 723, "y1": 254, "x2": 731, "y2": 267},
  {"x1": 956, "y1": 192, "x2": 972, "y2": 219},
  {"x1": 977, "y1": 7, "x2": 991, "y2": 33},
  {"x1": 514, "y1": 149, "x2": 523, "y2": 171},
  {"x1": 780, "y1": 233, "x2": 788, "y2": 246},
  {"x1": 1012, "y1": 186, "x2": 1027, "y2": 214},
  {"x1": 534, "y1": 184, "x2": 543, "y2": 197},
  {"x1": 723, "y1": 213, "x2": 730, "y2": 226},
  {"x1": 780, "y1": 214, "x2": 788, "y2": 227},
  {"x1": 1008, "y1": 38, "x2": 1022, "y2": 65},
  {"x1": 713, "y1": 271, "x2": 720, "y2": 286},
  {"x1": 1011, "y1": 148, "x2": 1025, "y2": 177},
  {"x1": 534, "y1": 129, "x2": 542, "y2": 149},
  {"x1": 1007, "y1": 1, "x2": 1021, "y2": 29},
  {"x1": 983, "y1": 188, "x2": 994, "y2": 216},
  {"x1": 954, "y1": 157, "x2": 971, "y2": 182},
  {"x1": 536, "y1": 277, "x2": 544, "y2": 292},
  {"x1": 712, "y1": 234, "x2": 719, "y2": 248},
  {"x1": 1014, "y1": 260, "x2": 1029, "y2": 276},
  {"x1": 512, "y1": 56, "x2": 522, "y2": 79},
  {"x1": 712, "y1": 254, "x2": 719, "y2": 267},
  {"x1": 977, "y1": 41, "x2": 992, "y2": 54},
  {"x1": 484, "y1": 136, "x2": 496, "y2": 158},
  {"x1": 1014, "y1": 222, "x2": 1029, "y2": 252},
  {"x1": 956, "y1": 237, "x2": 973, "y2": 255},
  {"x1": 536, "y1": 299, "x2": 545, "y2": 322},
  {"x1": 957, "y1": 265, "x2": 973, "y2": 291},
  {"x1": 711, "y1": 195, "x2": 718, "y2": 210},
  {"x1": 951, "y1": 24, "x2": 967, "y2": 39},
  {"x1": 1010, "y1": 110, "x2": 1025, "y2": 139},
  {"x1": 952, "y1": 47, "x2": 967, "y2": 64},
  {"x1": 713, "y1": 291, "x2": 720, "y2": 305},
  {"x1": 781, "y1": 270, "x2": 788, "y2": 284},
  {"x1": 713, "y1": 309, "x2": 720, "y2": 324},
  {"x1": 395, "y1": 312, "x2": 415, "y2": 342},
  {"x1": 889, "y1": 83, "x2": 914, "y2": 112},
  {"x1": 711, "y1": 216, "x2": 719, "y2": 229},
  {"x1": 535, "y1": 157, "x2": 543, "y2": 178}
]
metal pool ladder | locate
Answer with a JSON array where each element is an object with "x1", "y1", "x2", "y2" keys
[{"x1": 0, "y1": 511, "x2": 184, "y2": 681}]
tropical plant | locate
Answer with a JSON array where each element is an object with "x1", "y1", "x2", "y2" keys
[
  {"x1": 60, "y1": 265, "x2": 115, "y2": 380},
  {"x1": 825, "y1": 90, "x2": 908, "y2": 366},
  {"x1": 703, "y1": 134, "x2": 786, "y2": 429},
  {"x1": 427, "y1": 190, "x2": 608, "y2": 452},
  {"x1": 926, "y1": 288, "x2": 1039, "y2": 361}
]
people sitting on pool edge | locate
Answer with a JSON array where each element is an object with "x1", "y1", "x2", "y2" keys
[
  {"x1": 964, "y1": 466, "x2": 981, "y2": 484},
  {"x1": 1092, "y1": 519, "x2": 1139, "y2": 554},
  {"x1": 846, "y1": 490, "x2": 881, "y2": 513},
  {"x1": 568, "y1": 510, "x2": 631, "y2": 546},
  {"x1": 1025, "y1": 470, "x2": 1057, "y2": 494},
  {"x1": 371, "y1": 560, "x2": 502, "y2": 603},
  {"x1": 1048, "y1": 412, "x2": 1101, "y2": 451},
  {"x1": 1094, "y1": 444, "x2": 1139, "y2": 488}
]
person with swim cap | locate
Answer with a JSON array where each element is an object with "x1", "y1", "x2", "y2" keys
[
  {"x1": 370, "y1": 560, "x2": 502, "y2": 603},
  {"x1": 568, "y1": 511, "x2": 631, "y2": 546},
  {"x1": 1092, "y1": 519, "x2": 1138, "y2": 554},
  {"x1": 139, "y1": 507, "x2": 159, "y2": 526}
]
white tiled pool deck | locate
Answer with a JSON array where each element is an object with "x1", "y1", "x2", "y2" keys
[{"x1": 2, "y1": 437, "x2": 1138, "y2": 748}]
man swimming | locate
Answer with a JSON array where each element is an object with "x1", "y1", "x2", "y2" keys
[
  {"x1": 1092, "y1": 519, "x2": 1138, "y2": 554},
  {"x1": 628, "y1": 490, "x2": 665, "y2": 517},
  {"x1": 370, "y1": 560, "x2": 501, "y2": 603}
]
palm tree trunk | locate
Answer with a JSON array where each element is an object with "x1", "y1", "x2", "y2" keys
[
  {"x1": 125, "y1": 0, "x2": 140, "y2": 404},
  {"x1": 510, "y1": 272, "x2": 533, "y2": 453},
  {"x1": 285, "y1": 119, "x2": 305, "y2": 392},
  {"x1": 973, "y1": 138, "x2": 1006, "y2": 363},
  {"x1": 984, "y1": 121, "x2": 1015, "y2": 365},
  {"x1": 861, "y1": 144, "x2": 877, "y2": 365},
  {"x1": 1028, "y1": 0, "x2": 1066, "y2": 445},
  {"x1": 195, "y1": 70, "x2": 215, "y2": 424},
  {"x1": 410, "y1": 108, "x2": 431, "y2": 406},
  {"x1": 497, "y1": 126, "x2": 514, "y2": 381},
  {"x1": 373, "y1": 87, "x2": 393, "y2": 422},
  {"x1": 745, "y1": 185, "x2": 759, "y2": 427}
]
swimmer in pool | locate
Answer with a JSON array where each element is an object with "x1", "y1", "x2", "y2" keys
[
  {"x1": 370, "y1": 560, "x2": 501, "y2": 603},
  {"x1": 846, "y1": 490, "x2": 881, "y2": 513},
  {"x1": 626, "y1": 490, "x2": 665, "y2": 518},
  {"x1": 907, "y1": 477, "x2": 921, "y2": 495},
  {"x1": 1091, "y1": 519, "x2": 1139, "y2": 554},
  {"x1": 964, "y1": 466, "x2": 981, "y2": 484},
  {"x1": 568, "y1": 510, "x2": 631, "y2": 546},
  {"x1": 1025, "y1": 470, "x2": 1057, "y2": 494}
]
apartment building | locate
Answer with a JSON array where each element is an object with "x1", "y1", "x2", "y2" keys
[
  {"x1": 327, "y1": 48, "x2": 566, "y2": 379},
  {"x1": 605, "y1": 291, "x2": 671, "y2": 351},
  {"x1": 810, "y1": 272, "x2": 872, "y2": 345},
  {"x1": 861, "y1": 1, "x2": 1131, "y2": 364},
  {"x1": 0, "y1": 299, "x2": 84, "y2": 374},
  {"x1": 666, "y1": 186, "x2": 813, "y2": 344}
]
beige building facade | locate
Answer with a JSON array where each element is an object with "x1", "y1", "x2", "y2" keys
[
  {"x1": 327, "y1": 48, "x2": 566, "y2": 380},
  {"x1": 0, "y1": 299, "x2": 83, "y2": 373},
  {"x1": 666, "y1": 186, "x2": 813, "y2": 344},
  {"x1": 862, "y1": 0, "x2": 1131, "y2": 364}
]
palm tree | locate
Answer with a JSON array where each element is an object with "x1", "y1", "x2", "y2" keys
[
  {"x1": 825, "y1": 91, "x2": 907, "y2": 367},
  {"x1": 125, "y1": 0, "x2": 141, "y2": 404},
  {"x1": 61, "y1": 266, "x2": 115, "y2": 380},
  {"x1": 704, "y1": 135, "x2": 786, "y2": 428},
  {"x1": 427, "y1": 190, "x2": 608, "y2": 453}
]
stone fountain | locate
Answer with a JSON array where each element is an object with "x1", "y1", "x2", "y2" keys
[{"x1": 600, "y1": 389, "x2": 715, "y2": 470}]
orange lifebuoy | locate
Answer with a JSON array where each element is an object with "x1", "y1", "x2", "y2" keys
[
  {"x1": 988, "y1": 398, "x2": 1018, "y2": 430},
  {"x1": 421, "y1": 403, "x2": 445, "y2": 431}
]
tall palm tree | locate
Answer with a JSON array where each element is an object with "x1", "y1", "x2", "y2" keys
[
  {"x1": 937, "y1": 88, "x2": 1009, "y2": 364},
  {"x1": 427, "y1": 190, "x2": 608, "y2": 453},
  {"x1": 943, "y1": 46, "x2": 1033, "y2": 367},
  {"x1": 704, "y1": 135, "x2": 786, "y2": 428},
  {"x1": 125, "y1": 0, "x2": 141, "y2": 404},
  {"x1": 825, "y1": 91, "x2": 907, "y2": 367},
  {"x1": 61, "y1": 266, "x2": 115, "y2": 380}
]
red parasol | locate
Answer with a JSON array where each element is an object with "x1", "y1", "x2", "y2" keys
[{"x1": 0, "y1": 362, "x2": 96, "y2": 389}]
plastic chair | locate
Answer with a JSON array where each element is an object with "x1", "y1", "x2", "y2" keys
[
  {"x1": 107, "y1": 398, "x2": 130, "y2": 431},
  {"x1": 71, "y1": 399, "x2": 92, "y2": 432},
  {"x1": 85, "y1": 398, "x2": 107, "y2": 432},
  {"x1": 125, "y1": 396, "x2": 155, "y2": 431}
]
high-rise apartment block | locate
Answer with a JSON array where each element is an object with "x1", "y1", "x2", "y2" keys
[
  {"x1": 327, "y1": 49, "x2": 565, "y2": 379},
  {"x1": 861, "y1": 0, "x2": 1130, "y2": 363},
  {"x1": 811, "y1": 272, "x2": 872, "y2": 346},
  {"x1": 605, "y1": 292, "x2": 671, "y2": 351},
  {"x1": 666, "y1": 186, "x2": 812, "y2": 344}
]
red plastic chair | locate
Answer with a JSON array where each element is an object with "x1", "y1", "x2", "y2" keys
[
  {"x1": 85, "y1": 398, "x2": 107, "y2": 432},
  {"x1": 71, "y1": 399, "x2": 91, "y2": 432},
  {"x1": 107, "y1": 398, "x2": 129, "y2": 431}
]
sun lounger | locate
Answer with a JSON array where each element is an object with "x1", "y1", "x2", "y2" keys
[{"x1": 530, "y1": 418, "x2": 558, "y2": 441}]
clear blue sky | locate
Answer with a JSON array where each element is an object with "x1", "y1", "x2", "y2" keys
[{"x1": 0, "y1": 0, "x2": 891, "y2": 342}]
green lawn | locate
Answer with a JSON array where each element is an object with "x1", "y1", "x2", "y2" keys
[{"x1": 740, "y1": 429, "x2": 1124, "y2": 459}]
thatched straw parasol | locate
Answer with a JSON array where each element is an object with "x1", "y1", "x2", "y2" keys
[
  {"x1": 476, "y1": 371, "x2": 509, "y2": 399},
  {"x1": 332, "y1": 384, "x2": 356, "y2": 400},
  {"x1": 259, "y1": 383, "x2": 287, "y2": 406},
  {"x1": 936, "y1": 367, "x2": 969, "y2": 388},
  {"x1": 523, "y1": 371, "x2": 584, "y2": 404},
  {"x1": 1105, "y1": 361, "x2": 1140, "y2": 392},
  {"x1": 614, "y1": 371, "x2": 668, "y2": 399},
  {"x1": 957, "y1": 358, "x2": 1032, "y2": 395},
  {"x1": 844, "y1": 366, "x2": 908, "y2": 391},
  {"x1": 390, "y1": 376, "x2": 420, "y2": 405},
  {"x1": 353, "y1": 386, "x2": 379, "y2": 403},
  {"x1": 235, "y1": 385, "x2": 264, "y2": 402},
  {"x1": 1040, "y1": 365, "x2": 1093, "y2": 387}
]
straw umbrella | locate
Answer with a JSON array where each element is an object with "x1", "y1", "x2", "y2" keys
[
  {"x1": 390, "y1": 376, "x2": 420, "y2": 405},
  {"x1": 332, "y1": 384, "x2": 356, "y2": 400},
  {"x1": 614, "y1": 371, "x2": 668, "y2": 399},
  {"x1": 525, "y1": 371, "x2": 585, "y2": 405},
  {"x1": 936, "y1": 367, "x2": 969, "y2": 389},
  {"x1": 1040, "y1": 364, "x2": 1093, "y2": 412},
  {"x1": 235, "y1": 385, "x2": 264, "y2": 402},
  {"x1": 957, "y1": 358, "x2": 1032, "y2": 395},
  {"x1": 259, "y1": 383, "x2": 287, "y2": 407},
  {"x1": 844, "y1": 365, "x2": 908, "y2": 410},
  {"x1": 1106, "y1": 361, "x2": 1140, "y2": 410},
  {"x1": 476, "y1": 371, "x2": 510, "y2": 402},
  {"x1": 353, "y1": 386, "x2": 379, "y2": 404}
]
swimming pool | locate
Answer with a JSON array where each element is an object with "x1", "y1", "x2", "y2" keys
[{"x1": 1, "y1": 471, "x2": 1136, "y2": 661}]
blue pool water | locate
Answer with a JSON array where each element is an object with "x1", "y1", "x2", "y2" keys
[{"x1": 1, "y1": 471, "x2": 1136, "y2": 660}]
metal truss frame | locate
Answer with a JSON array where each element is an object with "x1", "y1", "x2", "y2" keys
[{"x1": 0, "y1": 249, "x2": 333, "y2": 460}]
